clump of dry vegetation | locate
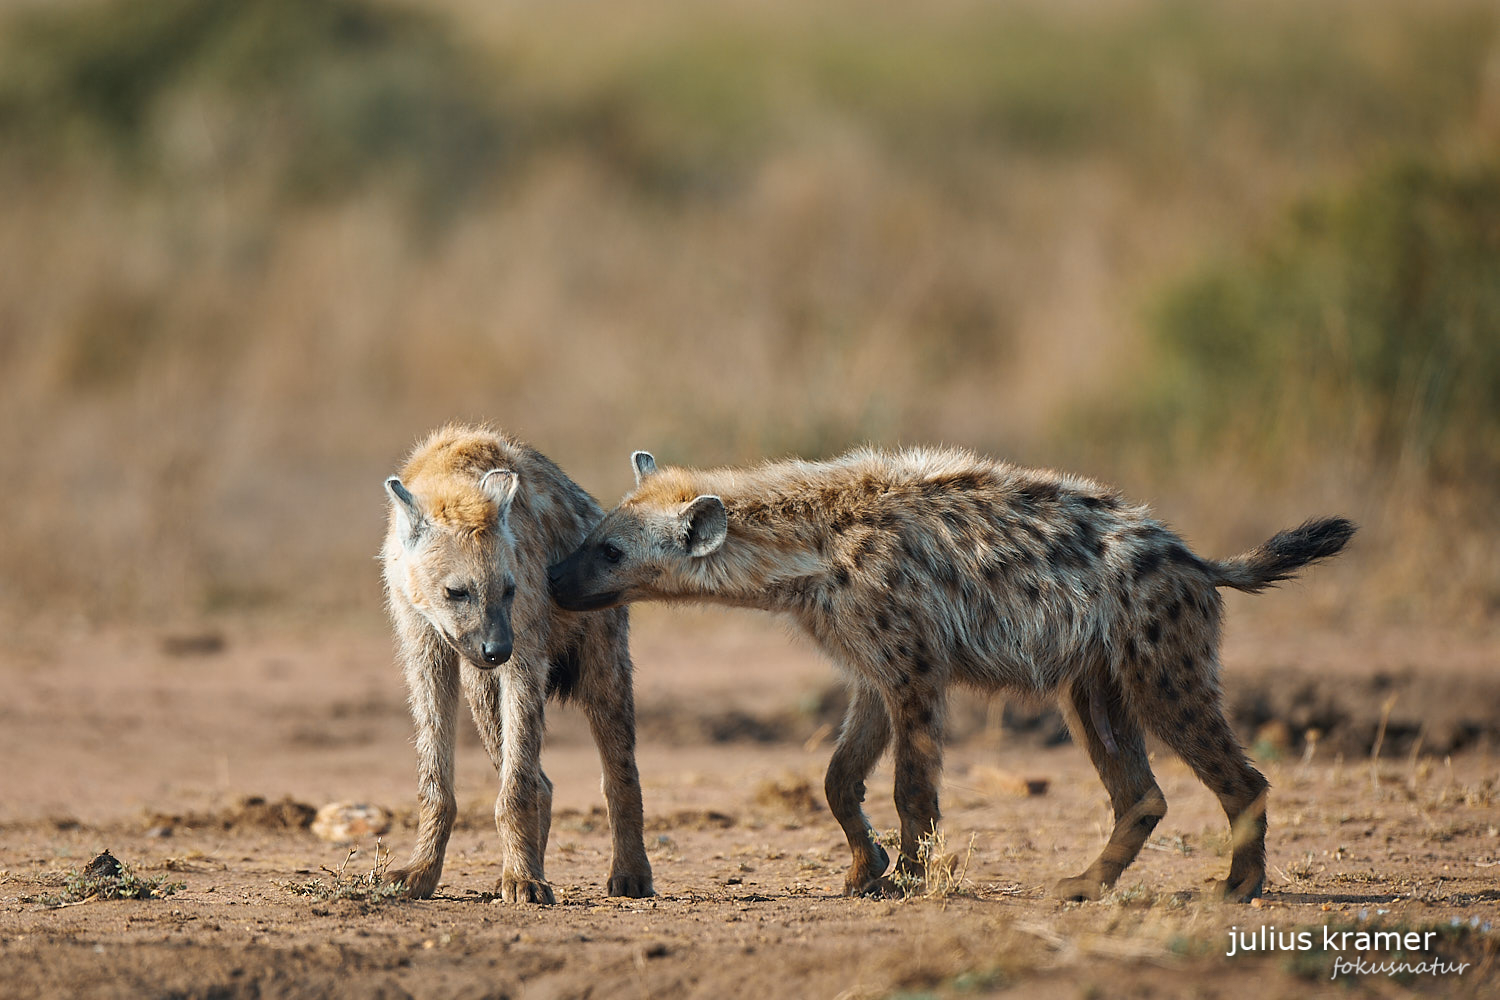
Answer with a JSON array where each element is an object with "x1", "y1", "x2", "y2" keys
[
  {"x1": 885, "y1": 825, "x2": 976, "y2": 902},
  {"x1": 278, "y1": 841, "x2": 405, "y2": 903},
  {"x1": 34, "y1": 851, "x2": 183, "y2": 907}
]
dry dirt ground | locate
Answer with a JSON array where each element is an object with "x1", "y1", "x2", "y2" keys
[{"x1": 1, "y1": 610, "x2": 1497, "y2": 999}]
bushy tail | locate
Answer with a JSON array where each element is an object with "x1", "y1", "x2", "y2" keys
[{"x1": 1208, "y1": 517, "x2": 1357, "y2": 594}]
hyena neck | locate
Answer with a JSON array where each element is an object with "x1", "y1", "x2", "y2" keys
[{"x1": 671, "y1": 491, "x2": 835, "y2": 613}]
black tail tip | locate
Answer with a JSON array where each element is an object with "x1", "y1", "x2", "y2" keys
[{"x1": 1274, "y1": 516, "x2": 1358, "y2": 562}]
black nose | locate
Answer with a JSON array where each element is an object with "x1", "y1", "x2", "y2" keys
[
  {"x1": 481, "y1": 641, "x2": 511, "y2": 665},
  {"x1": 546, "y1": 563, "x2": 564, "y2": 587}
]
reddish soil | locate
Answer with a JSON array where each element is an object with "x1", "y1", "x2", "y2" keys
[{"x1": 1, "y1": 611, "x2": 1497, "y2": 998}]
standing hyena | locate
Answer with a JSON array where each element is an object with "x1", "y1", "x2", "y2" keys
[
  {"x1": 548, "y1": 446, "x2": 1354, "y2": 902},
  {"x1": 381, "y1": 424, "x2": 653, "y2": 903}
]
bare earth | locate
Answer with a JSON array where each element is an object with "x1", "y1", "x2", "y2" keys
[{"x1": 2, "y1": 610, "x2": 1497, "y2": 999}]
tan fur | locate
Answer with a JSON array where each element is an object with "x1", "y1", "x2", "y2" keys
[
  {"x1": 382, "y1": 424, "x2": 653, "y2": 903},
  {"x1": 549, "y1": 445, "x2": 1354, "y2": 902}
]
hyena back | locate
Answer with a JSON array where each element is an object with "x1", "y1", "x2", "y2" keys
[
  {"x1": 548, "y1": 446, "x2": 1354, "y2": 902},
  {"x1": 382, "y1": 424, "x2": 653, "y2": 903}
]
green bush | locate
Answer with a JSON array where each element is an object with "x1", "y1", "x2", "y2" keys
[{"x1": 1141, "y1": 157, "x2": 1500, "y2": 483}]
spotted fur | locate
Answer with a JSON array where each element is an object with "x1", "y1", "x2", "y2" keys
[
  {"x1": 382, "y1": 424, "x2": 652, "y2": 903},
  {"x1": 548, "y1": 445, "x2": 1354, "y2": 902}
]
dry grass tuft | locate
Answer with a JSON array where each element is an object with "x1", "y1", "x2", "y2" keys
[
  {"x1": 278, "y1": 840, "x2": 404, "y2": 903},
  {"x1": 888, "y1": 825, "x2": 976, "y2": 902}
]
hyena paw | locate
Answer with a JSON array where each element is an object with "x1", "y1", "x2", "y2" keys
[
  {"x1": 1216, "y1": 874, "x2": 1265, "y2": 903},
  {"x1": 499, "y1": 872, "x2": 556, "y2": 905},
  {"x1": 1051, "y1": 875, "x2": 1107, "y2": 902},
  {"x1": 841, "y1": 843, "x2": 894, "y2": 898},
  {"x1": 383, "y1": 865, "x2": 440, "y2": 899},
  {"x1": 607, "y1": 869, "x2": 655, "y2": 898}
]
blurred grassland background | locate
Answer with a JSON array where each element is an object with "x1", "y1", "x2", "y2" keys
[{"x1": 0, "y1": 0, "x2": 1496, "y2": 633}]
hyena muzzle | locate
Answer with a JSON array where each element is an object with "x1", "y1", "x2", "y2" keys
[
  {"x1": 381, "y1": 424, "x2": 653, "y2": 903},
  {"x1": 547, "y1": 446, "x2": 1355, "y2": 903}
]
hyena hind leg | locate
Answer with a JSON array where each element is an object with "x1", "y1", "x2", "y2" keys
[
  {"x1": 887, "y1": 684, "x2": 946, "y2": 890},
  {"x1": 1053, "y1": 674, "x2": 1167, "y2": 902},
  {"x1": 824, "y1": 684, "x2": 893, "y2": 897},
  {"x1": 1128, "y1": 655, "x2": 1268, "y2": 903}
]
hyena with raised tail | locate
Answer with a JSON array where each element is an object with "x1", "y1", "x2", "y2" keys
[
  {"x1": 381, "y1": 424, "x2": 653, "y2": 903},
  {"x1": 548, "y1": 446, "x2": 1354, "y2": 902}
]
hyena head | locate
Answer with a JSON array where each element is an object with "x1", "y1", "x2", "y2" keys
[
  {"x1": 548, "y1": 450, "x2": 727, "y2": 611},
  {"x1": 384, "y1": 468, "x2": 521, "y2": 669}
]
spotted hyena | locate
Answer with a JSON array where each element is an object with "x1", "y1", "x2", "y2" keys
[
  {"x1": 381, "y1": 424, "x2": 653, "y2": 903},
  {"x1": 548, "y1": 446, "x2": 1354, "y2": 902}
]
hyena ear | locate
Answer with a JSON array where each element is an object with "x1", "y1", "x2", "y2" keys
[
  {"x1": 385, "y1": 477, "x2": 424, "y2": 540},
  {"x1": 480, "y1": 468, "x2": 520, "y2": 522},
  {"x1": 631, "y1": 450, "x2": 657, "y2": 488},
  {"x1": 681, "y1": 494, "x2": 727, "y2": 558}
]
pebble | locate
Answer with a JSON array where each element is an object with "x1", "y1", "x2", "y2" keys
[{"x1": 310, "y1": 802, "x2": 391, "y2": 842}]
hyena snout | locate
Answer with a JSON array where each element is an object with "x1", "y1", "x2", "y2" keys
[
  {"x1": 547, "y1": 551, "x2": 622, "y2": 612},
  {"x1": 470, "y1": 614, "x2": 513, "y2": 669}
]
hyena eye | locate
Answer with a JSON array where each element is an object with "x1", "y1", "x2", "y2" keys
[
  {"x1": 444, "y1": 586, "x2": 471, "y2": 602},
  {"x1": 600, "y1": 542, "x2": 624, "y2": 564},
  {"x1": 502, "y1": 583, "x2": 517, "y2": 601}
]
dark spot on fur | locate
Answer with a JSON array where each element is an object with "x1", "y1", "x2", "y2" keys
[
  {"x1": 1046, "y1": 540, "x2": 1080, "y2": 571},
  {"x1": 1166, "y1": 544, "x2": 1203, "y2": 570},
  {"x1": 932, "y1": 471, "x2": 987, "y2": 494},
  {"x1": 547, "y1": 642, "x2": 583, "y2": 702},
  {"x1": 1166, "y1": 599, "x2": 1182, "y2": 622},
  {"x1": 1158, "y1": 673, "x2": 1178, "y2": 701},
  {"x1": 1024, "y1": 581, "x2": 1041, "y2": 604},
  {"x1": 1146, "y1": 620, "x2": 1162, "y2": 644},
  {"x1": 1124, "y1": 636, "x2": 1140, "y2": 662},
  {"x1": 834, "y1": 564, "x2": 852, "y2": 588},
  {"x1": 1014, "y1": 480, "x2": 1062, "y2": 508},
  {"x1": 1132, "y1": 548, "x2": 1163, "y2": 582},
  {"x1": 1077, "y1": 518, "x2": 1106, "y2": 558}
]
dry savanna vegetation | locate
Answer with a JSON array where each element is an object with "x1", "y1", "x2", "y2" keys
[{"x1": 0, "y1": 1, "x2": 1496, "y2": 997}]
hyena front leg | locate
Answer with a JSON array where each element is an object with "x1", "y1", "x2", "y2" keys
[
  {"x1": 579, "y1": 643, "x2": 654, "y2": 898},
  {"x1": 462, "y1": 668, "x2": 555, "y2": 877},
  {"x1": 824, "y1": 683, "x2": 893, "y2": 896},
  {"x1": 887, "y1": 683, "x2": 946, "y2": 890},
  {"x1": 462, "y1": 666, "x2": 505, "y2": 772},
  {"x1": 495, "y1": 661, "x2": 555, "y2": 904},
  {"x1": 385, "y1": 627, "x2": 460, "y2": 899},
  {"x1": 1053, "y1": 673, "x2": 1166, "y2": 901}
]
